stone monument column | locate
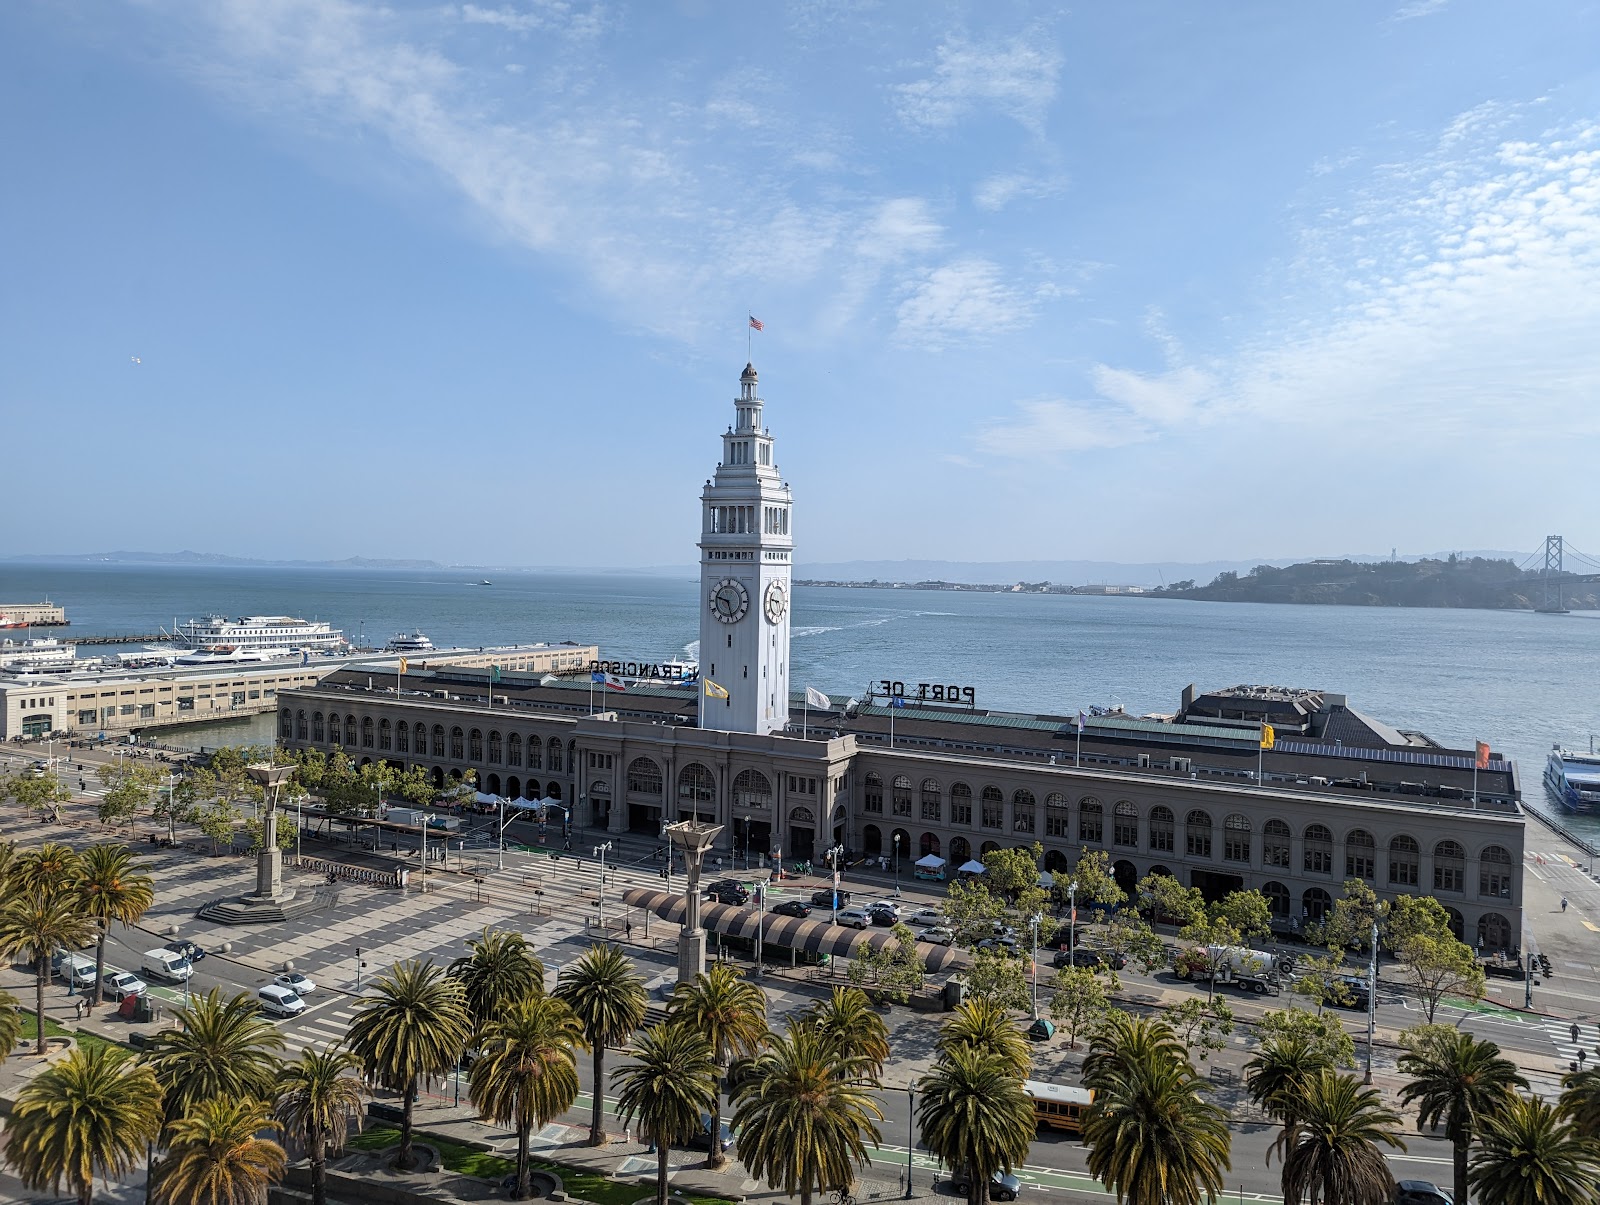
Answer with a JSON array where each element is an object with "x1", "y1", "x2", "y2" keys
[
  {"x1": 246, "y1": 763, "x2": 296, "y2": 904},
  {"x1": 666, "y1": 819, "x2": 723, "y2": 986}
]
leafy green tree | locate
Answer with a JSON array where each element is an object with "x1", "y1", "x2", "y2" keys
[
  {"x1": 152, "y1": 1096, "x2": 286, "y2": 1205},
  {"x1": 1395, "y1": 932, "x2": 1486, "y2": 1023},
  {"x1": 1255, "y1": 1007, "x2": 1357, "y2": 1068},
  {"x1": 1166, "y1": 996, "x2": 1235, "y2": 1062},
  {"x1": 242, "y1": 815, "x2": 296, "y2": 854},
  {"x1": 669, "y1": 963, "x2": 769, "y2": 1169},
  {"x1": 0, "y1": 887, "x2": 94, "y2": 1055},
  {"x1": 1137, "y1": 872, "x2": 1204, "y2": 927},
  {"x1": 1047, "y1": 965, "x2": 1111, "y2": 1049},
  {"x1": 6, "y1": 1044, "x2": 164, "y2": 1205},
  {"x1": 1290, "y1": 951, "x2": 1360, "y2": 1013},
  {"x1": 346, "y1": 960, "x2": 470, "y2": 1171},
  {"x1": 553, "y1": 942, "x2": 646, "y2": 1146},
  {"x1": 964, "y1": 947, "x2": 1030, "y2": 1011},
  {"x1": 74, "y1": 843, "x2": 155, "y2": 1014},
  {"x1": 1398, "y1": 1025, "x2": 1529, "y2": 1205},
  {"x1": 1315, "y1": 878, "x2": 1387, "y2": 952},
  {"x1": 1094, "y1": 910, "x2": 1168, "y2": 974},
  {"x1": 6, "y1": 770, "x2": 74, "y2": 823},
  {"x1": 145, "y1": 988, "x2": 286, "y2": 1129},
  {"x1": 732, "y1": 1018, "x2": 884, "y2": 1205},
  {"x1": 94, "y1": 762, "x2": 161, "y2": 827},
  {"x1": 470, "y1": 995, "x2": 584, "y2": 1199},
  {"x1": 980, "y1": 843, "x2": 1042, "y2": 896},
  {"x1": 1060, "y1": 848, "x2": 1127, "y2": 911},
  {"x1": 1561, "y1": 1066, "x2": 1600, "y2": 1139},
  {"x1": 936, "y1": 998, "x2": 1032, "y2": 1079},
  {"x1": 275, "y1": 1045, "x2": 367, "y2": 1205},
  {"x1": 918, "y1": 1045, "x2": 1036, "y2": 1205},
  {"x1": 847, "y1": 921, "x2": 926, "y2": 1003},
  {"x1": 1246, "y1": 1031, "x2": 1336, "y2": 1163},
  {"x1": 1470, "y1": 1094, "x2": 1600, "y2": 1205},
  {"x1": 1277, "y1": 1070, "x2": 1405, "y2": 1205},
  {"x1": 449, "y1": 926, "x2": 546, "y2": 1042},
  {"x1": 1211, "y1": 889, "x2": 1273, "y2": 946},
  {"x1": 943, "y1": 878, "x2": 1007, "y2": 948},
  {"x1": 153, "y1": 774, "x2": 197, "y2": 843},
  {"x1": 614, "y1": 1023, "x2": 720, "y2": 1205},
  {"x1": 195, "y1": 797, "x2": 242, "y2": 855},
  {"x1": 802, "y1": 985, "x2": 889, "y2": 1082}
]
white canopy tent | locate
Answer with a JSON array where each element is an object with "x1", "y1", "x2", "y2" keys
[
  {"x1": 915, "y1": 853, "x2": 946, "y2": 869},
  {"x1": 958, "y1": 859, "x2": 987, "y2": 875}
]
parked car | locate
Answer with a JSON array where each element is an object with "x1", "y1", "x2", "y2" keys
[
  {"x1": 273, "y1": 971, "x2": 318, "y2": 997},
  {"x1": 1395, "y1": 1181, "x2": 1454, "y2": 1205},
  {"x1": 907, "y1": 906, "x2": 945, "y2": 926},
  {"x1": 707, "y1": 884, "x2": 750, "y2": 905},
  {"x1": 101, "y1": 970, "x2": 147, "y2": 1002},
  {"x1": 163, "y1": 939, "x2": 207, "y2": 964},
  {"x1": 950, "y1": 1169, "x2": 1021, "y2": 1202},
  {"x1": 770, "y1": 899, "x2": 811, "y2": 918},
  {"x1": 1052, "y1": 947, "x2": 1128, "y2": 970},
  {"x1": 55, "y1": 951, "x2": 98, "y2": 990},
  {"x1": 811, "y1": 889, "x2": 851, "y2": 908},
  {"x1": 1332, "y1": 975, "x2": 1372, "y2": 1010},
  {"x1": 977, "y1": 937, "x2": 1019, "y2": 956},
  {"x1": 866, "y1": 900, "x2": 901, "y2": 921},
  {"x1": 868, "y1": 908, "x2": 898, "y2": 928},
  {"x1": 256, "y1": 984, "x2": 307, "y2": 1018},
  {"x1": 921, "y1": 926, "x2": 955, "y2": 946},
  {"x1": 686, "y1": 1113, "x2": 732, "y2": 1154},
  {"x1": 836, "y1": 907, "x2": 871, "y2": 929}
]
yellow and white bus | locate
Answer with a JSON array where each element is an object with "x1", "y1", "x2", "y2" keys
[{"x1": 1023, "y1": 1079, "x2": 1094, "y2": 1134}]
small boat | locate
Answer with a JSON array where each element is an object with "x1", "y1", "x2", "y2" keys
[
  {"x1": 478, "y1": 580, "x2": 493, "y2": 586},
  {"x1": 385, "y1": 630, "x2": 436, "y2": 653},
  {"x1": 0, "y1": 615, "x2": 27, "y2": 630},
  {"x1": 1544, "y1": 745, "x2": 1600, "y2": 814}
]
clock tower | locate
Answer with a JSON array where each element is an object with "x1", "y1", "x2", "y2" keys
[{"x1": 698, "y1": 363, "x2": 792, "y2": 734}]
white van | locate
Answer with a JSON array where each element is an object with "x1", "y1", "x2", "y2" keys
[
  {"x1": 54, "y1": 952, "x2": 97, "y2": 990},
  {"x1": 256, "y1": 984, "x2": 306, "y2": 1017},
  {"x1": 140, "y1": 948, "x2": 193, "y2": 983},
  {"x1": 836, "y1": 907, "x2": 871, "y2": 930}
]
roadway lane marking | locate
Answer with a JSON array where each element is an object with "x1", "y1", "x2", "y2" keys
[{"x1": 1585, "y1": 921, "x2": 1600, "y2": 933}]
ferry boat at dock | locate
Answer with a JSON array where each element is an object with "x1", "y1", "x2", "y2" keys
[
  {"x1": 173, "y1": 615, "x2": 345, "y2": 654},
  {"x1": 0, "y1": 637, "x2": 76, "y2": 673},
  {"x1": 385, "y1": 630, "x2": 436, "y2": 653},
  {"x1": 1544, "y1": 745, "x2": 1600, "y2": 814}
]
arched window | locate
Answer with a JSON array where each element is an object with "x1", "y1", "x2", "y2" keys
[
  {"x1": 468, "y1": 729, "x2": 483, "y2": 761},
  {"x1": 920, "y1": 832, "x2": 941, "y2": 857},
  {"x1": 950, "y1": 782, "x2": 973, "y2": 825},
  {"x1": 507, "y1": 732, "x2": 521, "y2": 767},
  {"x1": 1079, "y1": 797, "x2": 1103, "y2": 844},
  {"x1": 1263, "y1": 818, "x2": 1291, "y2": 868},
  {"x1": 1263, "y1": 881, "x2": 1291, "y2": 918},
  {"x1": 487, "y1": 730, "x2": 502, "y2": 763},
  {"x1": 627, "y1": 757, "x2": 662, "y2": 795},
  {"x1": 450, "y1": 727, "x2": 465, "y2": 760},
  {"x1": 1045, "y1": 793, "x2": 1069, "y2": 837},
  {"x1": 396, "y1": 719, "x2": 409, "y2": 753},
  {"x1": 950, "y1": 836, "x2": 972, "y2": 864},
  {"x1": 863, "y1": 825, "x2": 883, "y2": 857},
  {"x1": 1388, "y1": 835, "x2": 1419, "y2": 886},
  {"x1": 1434, "y1": 840, "x2": 1465, "y2": 893},
  {"x1": 431, "y1": 725, "x2": 446, "y2": 757},
  {"x1": 360, "y1": 716, "x2": 374, "y2": 748},
  {"x1": 346, "y1": 716, "x2": 357, "y2": 747},
  {"x1": 864, "y1": 772, "x2": 884, "y2": 814},
  {"x1": 312, "y1": 712, "x2": 325, "y2": 742},
  {"x1": 1477, "y1": 912, "x2": 1512, "y2": 951},
  {"x1": 414, "y1": 723, "x2": 427, "y2": 756},
  {"x1": 980, "y1": 786, "x2": 1003, "y2": 830},
  {"x1": 279, "y1": 710, "x2": 292, "y2": 740},
  {"x1": 546, "y1": 782, "x2": 562, "y2": 801},
  {"x1": 1149, "y1": 805, "x2": 1174, "y2": 853},
  {"x1": 1479, "y1": 845, "x2": 1513, "y2": 899},
  {"x1": 678, "y1": 763, "x2": 716, "y2": 807},
  {"x1": 327, "y1": 713, "x2": 339, "y2": 744},
  {"x1": 525, "y1": 736, "x2": 541, "y2": 770},
  {"x1": 379, "y1": 719, "x2": 392, "y2": 751},
  {"x1": 1302, "y1": 887, "x2": 1332, "y2": 923},
  {"x1": 1443, "y1": 906, "x2": 1464, "y2": 940},
  {"x1": 921, "y1": 779, "x2": 942, "y2": 822},
  {"x1": 733, "y1": 769, "x2": 772, "y2": 809},
  {"x1": 1304, "y1": 824, "x2": 1333, "y2": 874},
  {"x1": 1113, "y1": 801, "x2": 1138, "y2": 848},
  {"x1": 1012, "y1": 789, "x2": 1035, "y2": 834},
  {"x1": 548, "y1": 738, "x2": 562, "y2": 773},
  {"x1": 1185, "y1": 809, "x2": 1212, "y2": 858},
  {"x1": 1345, "y1": 829, "x2": 1375, "y2": 880},
  {"x1": 296, "y1": 710, "x2": 307, "y2": 740},
  {"x1": 1223, "y1": 814, "x2": 1250, "y2": 863},
  {"x1": 892, "y1": 775, "x2": 912, "y2": 817}
]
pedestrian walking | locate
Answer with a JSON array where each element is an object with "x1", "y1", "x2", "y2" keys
[
  {"x1": 1573, "y1": 1023, "x2": 1581, "y2": 1045},
  {"x1": 626, "y1": 920, "x2": 633, "y2": 941},
  {"x1": 73, "y1": 999, "x2": 83, "y2": 1021},
  {"x1": 1562, "y1": 896, "x2": 1570, "y2": 912}
]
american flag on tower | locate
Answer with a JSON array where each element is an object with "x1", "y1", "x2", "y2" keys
[{"x1": 748, "y1": 315, "x2": 764, "y2": 331}]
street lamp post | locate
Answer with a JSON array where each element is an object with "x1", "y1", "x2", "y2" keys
[
  {"x1": 904, "y1": 1084, "x2": 915, "y2": 1198},
  {"x1": 1364, "y1": 918, "x2": 1378, "y2": 1084},
  {"x1": 594, "y1": 841, "x2": 613, "y2": 932},
  {"x1": 826, "y1": 844, "x2": 844, "y2": 925},
  {"x1": 1030, "y1": 911, "x2": 1043, "y2": 1019},
  {"x1": 419, "y1": 813, "x2": 437, "y2": 891},
  {"x1": 1068, "y1": 879, "x2": 1079, "y2": 963},
  {"x1": 893, "y1": 833, "x2": 902, "y2": 895}
]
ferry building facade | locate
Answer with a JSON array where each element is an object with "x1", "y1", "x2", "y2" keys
[{"x1": 279, "y1": 364, "x2": 1528, "y2": 952}]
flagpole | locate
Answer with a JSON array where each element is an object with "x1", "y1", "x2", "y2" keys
[
  {"x1": 1258, "y1": 727, "x2": 1266, "y2": 788},
  {"x1": 803, "y1": 697, "x2": 809, "y2": 741},
  {"x1": 1076, "y1": 720, "x2": 1082, "y2": 768}
]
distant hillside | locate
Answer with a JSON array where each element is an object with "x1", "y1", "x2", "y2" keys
[
  {"x1": 1150, "y1": 557, "x2": 1597, "y2": 610},
  {"x1": 3, "y1": 551, "x2": 446, "y2": 570}
]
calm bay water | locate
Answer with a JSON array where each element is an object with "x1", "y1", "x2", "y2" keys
[{"x1": 3, "y1": 562, "x2": 1596, "y2": 833}]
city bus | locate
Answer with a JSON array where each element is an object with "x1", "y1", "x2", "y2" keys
[{"x1": 1023, "y1": 1079, "x2": 1094, "y2": 1134}]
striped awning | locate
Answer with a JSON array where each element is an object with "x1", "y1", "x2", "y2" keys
[{"x1": 620, "y1": 887, "x2": 960, "y2": 973}]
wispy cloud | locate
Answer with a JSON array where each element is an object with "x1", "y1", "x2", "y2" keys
[
  {"x1": 457, "y1": 2, "x2": 605, "y2": 38},
  {"x1": 972, "y1": 171, "x2": 1066, "y2": 211},
  {"x1": 894, "y1": 31, "x2": 1061, "y2": 134},
  {"x1": 1391, "y1": 0, "x2": 1449, "y2": 21},
  {"x1": 976, "y1": 399, "x2": 1152, "y2": 458},
  {"x1": 894, "y1": 256, "x2": 1042, "y2": 347}
]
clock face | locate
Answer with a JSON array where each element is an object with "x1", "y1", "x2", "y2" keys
[
  {"x1": 709, "y1": 578, "x2": 750, "y2": 624},
  {"x1": 764, "y1": 580, "x2": 788, "y2": 624}
]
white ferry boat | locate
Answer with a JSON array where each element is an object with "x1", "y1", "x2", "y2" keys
[
  {"x1": 1544, "y1": 745, "x2": 1600, "y2": 815},
  {"x1": 0, "y1": 637, "x2": 76, "y2": 673},
  {"x1": 174, "y1": 615, "x2": 345, "y2": 653},
  {"x1": 172, "y1": 646, "x2": 298, "y2": 667},
  {"x1": 385, "y1": 630, "x2": 436, "y2": 653}
]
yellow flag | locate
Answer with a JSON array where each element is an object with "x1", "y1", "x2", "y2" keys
[
  {"x1": 704, "y1": 679, "x2": 730, "y2": 700},
  {"x1": 399, "y1": 657, "x2": 409, "y2": 674},
  {"x1": 1259, "y1": 724, "x2": 1275, "y2": 750}
]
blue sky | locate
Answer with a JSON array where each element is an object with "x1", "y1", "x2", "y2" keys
[{"x1": 4, "y1": 0, "x2": 1599, "y2": 568}]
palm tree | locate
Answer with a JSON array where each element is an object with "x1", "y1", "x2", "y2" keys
[
  {"x1": 469, "y1": 994, "x2": 584, "y2": 1199},
  {"x1": 613, "y1": 1022, "x2": 720, "y2": 1205},
  {"x1": 9, "y1": 841, "x2": 81, "y2": 898},
  {"x1": 275, "y1": 1045, "x2": 367, "y2": 1205},
  {"x1": 1470, "y1": 1093, "x2": 1600, "y2": 1205},
  {"x1": 733, "y1": 1019, "x2": 884, "y2": 1205},
  {"x1": 917, "y1": 1044, "x2": 1035, "y2": 1205},
  {"x1": 5, "y1": 1044, "x2": 164, "y2": 1205},
  {"x1": 1398, "y1": 1027, "x2": 1528, "y2": 1205},
  {"x1": 1082, "y1": 1012, "x2": 1189, "y2": 1095},
  {"x1": 448, "y1": 925, "x2": 546, "y2": 1040},
  {"x1": 346, "y1": 958, "x2": 470, "y2": 1171},
  {"x1": 669, "y1": 963, "x2": 769, "y2": 1168},
  {"x1": 1278, "y1": 1070, "x2": 1406, "y2": 1205},
  {"x1": 145, "y1": 988, "x2": 286, "y2": 1129},
  {"x1": 153, "y1": 1096, "x2": 287, "y2": 1205},
  {"x1": 802, "y1": 985, "x2": 890, "y2": 1082},
  {"x1": 553, "y1": 942, "x2": 646, "y2": 1146},
  {"x1": 0, "y1": 886, "x2": 95, "y2": 1054},
  {"x1": 74, "y1": 843, "x2": 155, "y2": 1014},
  {"x1": 935, "y1": 998, "x2": 1033, "y2": 1079},
  {"x1": 1246, "y1": 1032, "x2": 1336, "y2": 1165},
  {"x1": 1081, "y1": 1044, "x2": 1231, "y2": 1205},
  {"x1": 0, "y1": 988, "x2": 24, "y2": 1063},
  {"x1": 1561, "y1": 1066, "x2": 1600, "y2": 1140}
]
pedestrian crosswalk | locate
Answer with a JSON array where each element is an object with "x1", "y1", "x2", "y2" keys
[
  {"x1": 1541, "y1": 1016, "x2": 1600, "y2": 1070},
  {"x1": 279, "y1": 995, "x2": 361, "y2": 1058}
]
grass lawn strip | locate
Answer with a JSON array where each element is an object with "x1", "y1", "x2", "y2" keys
[
  {"x1": 350, "y1": 1126, "x2": 734, "y2": 1205},
  {"x1": 19, "y1": 1015, "x2": 126, "y2": 1057}
]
